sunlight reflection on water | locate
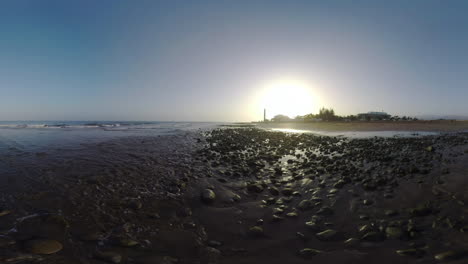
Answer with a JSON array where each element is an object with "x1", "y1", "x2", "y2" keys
[{"x1": 271, "y1": 128, "x2": 439, "y2": 138}]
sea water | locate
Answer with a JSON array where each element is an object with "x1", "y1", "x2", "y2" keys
[{"x1": 0, "y1": 121, "x2": 219, "y2": 152}]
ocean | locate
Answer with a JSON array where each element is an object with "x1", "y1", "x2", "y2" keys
[{"x1": 0, "y1": 121, "x2": 219, "y2": 152}]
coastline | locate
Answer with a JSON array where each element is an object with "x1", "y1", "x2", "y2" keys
[
  {"x1": 255, "y1": 120, "x2": 468, "y2": 132},
  {"x1": 0, "y1": 127, "x2": 467, "y2": 263}
]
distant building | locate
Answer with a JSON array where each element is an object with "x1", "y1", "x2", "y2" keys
[{"x1": 357, "y1": 111, "x2": 391, "y2": 121}]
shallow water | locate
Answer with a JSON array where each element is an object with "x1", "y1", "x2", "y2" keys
[
  {"x1": 0, "y1": 121, "x2": 219, "y2": 152},
  {"x1": 271, "y1": 128, "x2": 440, "y2": 138}
]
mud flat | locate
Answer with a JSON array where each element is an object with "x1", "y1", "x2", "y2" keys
[{"x1": 1, "y1": 128, "x2": 468, "y2": 264}]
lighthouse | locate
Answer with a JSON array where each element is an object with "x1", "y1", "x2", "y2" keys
[{"x1": 263, "y1": 108, "x2": 266, "y2": 122}]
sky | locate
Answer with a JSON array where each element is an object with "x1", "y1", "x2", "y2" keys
[{"x1": 1, "y1": 0, "x2": 468, "y2": 121}]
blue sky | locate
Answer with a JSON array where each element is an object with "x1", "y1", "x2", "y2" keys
[{"x1": 1, "y1": 0, "x2": 467, "y2": 121}]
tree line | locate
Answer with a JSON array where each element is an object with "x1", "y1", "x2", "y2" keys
[{"x1": 270, "y1": 107, "x2": 419, "y2": 122}]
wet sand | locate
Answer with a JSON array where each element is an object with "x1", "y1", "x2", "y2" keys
[
  {"x1": 257, "y1": 120, "x2": 468, "y2": 132},
  {"x1": 1, "y1": 128, "x2": 468, "y2": 263}
]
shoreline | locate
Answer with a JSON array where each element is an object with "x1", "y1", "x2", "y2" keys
[{"x1": 255, "y1": 120, "x2": 468, "y2": 133}]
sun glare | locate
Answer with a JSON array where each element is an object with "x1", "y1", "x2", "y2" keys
[{"x1": 260, "y1": 79, "x2": 318, "y2": 119}]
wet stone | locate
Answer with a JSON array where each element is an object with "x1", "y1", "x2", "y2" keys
[
  {"x1": 410, "y1": 204, "x2": 432, "y2": 217},
  {"x1": 201, "y1": 189, "x2": 216, "y2": 203},
  {"x1": 434, "y1": 250, "x2": 468, "y2": 261},
  {"x1": 0, "y1": 208, "x2": 11, "y2": 217},
  {"x1": 247, "y1": 183, "x2": 264, "y2": 193},
  {"x1": 95, "y1": 250, "x2": 122, "y2": 263},
  {"x1": 316, "y1": 229, "x2": 340, "y2": 241},
  {"x1": 385, "y1": 210, "x2": 398, "y2": 217},
  {"x1": 248, "y1": 226, "x2": 264, "y2": 237},
  {"x1": 268, "y1": 187, "x2": 279, "y2": 196},
  {"x1": 396, "y1": 248, "x2": 425, "y2": 258},
  {"x1": 25, "y1": 239, "x2": 63, "y2": 255},
  {"x1": 344, "y1": 238, "x2": 359, "y2": 246},
  {"x1": 298, "y1": 248, "x2": 321, "y2": 258},
  {"x1": 286, "y1": 211, "x2": 298, "y2": 218},
  {"x1": 385, "y1": 226, "x2": 403, "y2": 239},
  {"x1": 0, "y1": 235, "x2": 16, "y2": 247},
  {"x1": 317, "y1": 206, "x2": 333, "y2": 216},
  {"x1": 281, "y1": 188, "x2": 294, "y2": 196},
  {"x1": 297, "y1": 200, "x2": 312, "y2": 211},
  {"x1": 361, "y1": 231, "x2": 385, "y2": 242},
  {"x1": 207, "y1": 240, "x2": 222, "y2": 248}
]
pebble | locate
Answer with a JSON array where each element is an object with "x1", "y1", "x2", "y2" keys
[
  {"x1": 25, "y1": 239, "x2": 63, "y2": 254},
  {"x1": 316, "y1": 229, "x2": 339, "y2": 241},
  {"x1": 297, "y1": 200, "x2": 312, "y2": 210},
  {"x1": 95, "y1": 250, "x2": 122, "y2": 263},
  {"x1": 201, "y1": 189, "x2": 216, "y2": 203},
  {"x1": 0, "y1": 209, "x2": 11, "y2": 217},
  {"x1": 248, "y1": 226, "x2": 264, "y2": 237},
  {"x1": 385, "y1": 226, "x2": 403, "y2": 239},
  {"x1": 434, "y1": 250, "x2": 467, "y2": 261},
  {"x1": 298, "y1": 248, "x2": 321, "y2": 258},
  {"x1": 361, "y1": 232, "x2": 385, "y2": 242}
]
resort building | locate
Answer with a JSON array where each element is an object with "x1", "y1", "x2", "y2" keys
[{"x1": 357, "y1": 111, "x2": 391, "y2": 121}]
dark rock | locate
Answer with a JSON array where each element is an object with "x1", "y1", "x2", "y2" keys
[
  {"x1": 25, "y1": 239, "x2": 63, "y2": 255},
  {"x1": 298, "y1": 248, "x2": 321, "y2": 258},
  {"x1": 201, "y1": 189, "x2": 216, "y2": 203}
]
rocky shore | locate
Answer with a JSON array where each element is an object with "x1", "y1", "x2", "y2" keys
[{"x1": 0, "y1": 128, "x2": 468, "y2": 263}]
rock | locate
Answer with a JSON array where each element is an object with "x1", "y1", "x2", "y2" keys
[
  {"x1": 268, "y1": 187, "x2": 279, "y2": 196},
  {"x1": 344, "y1": 238, "x2": 359, "y2": 246},
  {"x1": 117, "y1": 238, "x2": 139, "y2": 247},
  {"x1": 297, "y1": 200, "x2": 312, "y2": 211},
  {"x1": 363, "y1": 199, "x2": 373, "y2": 206},
  {"x1": 128, "y1": 200, "x2": 143, "y2": 210},
  {"x1": 248, "y1": 226, "x2": 264, "y2": 237},
  {"x1": 333, "y1": 180, "x2": 346, "y2": 188},
  {"x1": 316, "y1": 229, "x2": 340, "y2": 241},
  {"x1": 410, "y1": 204, "x2": 432, "y2": 217},
  {"x1": 95, "y1": 250, "x2": 122, "y2": 263},
  {"x1": 426, "y1": 146, "x2": 434, "y2": 152},
  {"x1": 272, "y1": 215, "x2": 284, "y2": 222},
  {"x1": 361, "y1": 232, "x2": 385, "y2": 242},
  {"x1": 385, "y1": 210, "x2": 398, "y2": 217},
  {"x1": 25, "y1": 239, "x2": 63, "y2": 255},
  {"x1": 396, "y1": 248, "x2": 425, "y2": 257},
  {"x1": 286, "y1": 211, "x2": 298, "y2": 218},
  {"x1": 0, "y1": 235, "x2": 15, "y2": 247},
  {"x1": 2, "y1": 253, "x2": 44, "y2": 263},
  {"x1": 135, "y1": 255, "x2": 178, "y2": 264},
  {"x1": 305, "y1": 221, "x2": 319, "y2": 230},
  {"x1": 207, "y1": 240, "x2": 222, "y2": 248},
  {"x1": 385, "y1": 227, "x2": 403, "y2": 239},
  {"x1": 434, "y1": 250, "x2": 468, "y2": 261},
  {"x1": 247, "y1": 183, "x2": 264, "y2": 193},
  {"x1": 316, "y1": 206, "x2": 333, "y2": 216},
  {"x1": 359, "y1": 215, "x2": 369, "y2": 220},
  {"x1": 281, "y1": 188, "x2": 294, "y2": 196},
  {"x1": 0, "y1": 208, "x2": 11, "y2": 217},
  {"x1": 200, "y1": 246, "x2": 221, "y2": 263},
  {"x1": 80, "y1": 231, "x2": 105, "y2": 241},
  {"x1": 201, "y1": 189, "x2": 216, "y2": 203},
  {"x1": 16, "y1": 213, "x2": 69, "y2": 240},
  {"x1": 298, "y1": 248, "x2": 321, "y2": 258}
]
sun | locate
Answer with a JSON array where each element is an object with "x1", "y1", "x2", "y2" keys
[{"x1": 259, "y1": 79, "x2": 318, "y2": 119}]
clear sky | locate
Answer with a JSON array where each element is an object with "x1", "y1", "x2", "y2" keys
[{"x1": 1, "y1": 0, "x2": 467, "y2": 121}]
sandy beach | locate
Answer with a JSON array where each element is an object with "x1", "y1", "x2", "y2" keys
[{"x1": 0, "y1": 126, "x2": 467, "y2": 263}]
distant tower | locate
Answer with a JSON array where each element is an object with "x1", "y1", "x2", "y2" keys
[{"x1": 264, "y1": 108, "x2": 266, "y2": 122}]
